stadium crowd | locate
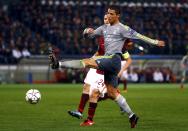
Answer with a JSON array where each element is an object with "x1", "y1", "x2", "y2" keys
[
  {"x1": 0, "y1": 7, "x2": 60, "y2": 64},
  {"x1": 0, "y1": 0, "x2": 188, "y2": 63},
  {"x1": 0, "y1": 0, "x2": 186, "y2": 83},
  {"x1": 8, "y1": 0, "x2": 188, "y2": 57}
]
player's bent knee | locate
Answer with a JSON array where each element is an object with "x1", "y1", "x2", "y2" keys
[
  {"x1": 107, "y1": 88, "x2": 117, "y2": 100},
  {"x1": 83, "y1": 58, "x2": 98, "y2": 69},
  {"x1": 90, "y1": 89, "x2": 100, "y2": 102}
]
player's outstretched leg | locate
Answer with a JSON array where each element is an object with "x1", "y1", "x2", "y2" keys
[
  {"x1": 80, "y1": 89, "x2": 98, "y2": 126},
  {"x1": 68, "y1": 93, "x2": 89, "y2": 119},
  {"x1": 68, "y1": 96, "x2": 87, "y2": 119},
  {"x1": 68, "y1": 84, "x2": 90, "y2": 119},
  {"x1": 80, "y1": 102, "x2": 97, "y2": 126}
]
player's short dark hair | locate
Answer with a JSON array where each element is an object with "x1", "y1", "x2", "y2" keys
[{"x1": 108, "y1": 6, "x2": 121, "y2": 15}]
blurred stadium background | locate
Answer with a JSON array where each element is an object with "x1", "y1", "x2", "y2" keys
[
  {"x1": 0, "y1": 0, "x2": 187, "y2": 84},
  {"x1": 0, "y1": 0, "x2": 188, "y2": 131}
]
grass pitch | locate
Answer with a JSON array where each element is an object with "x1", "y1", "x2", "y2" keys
[{"x1": 0, "y1": 84, "x2": 188, "y2": 131}]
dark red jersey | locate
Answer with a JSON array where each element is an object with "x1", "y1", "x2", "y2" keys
[
  {"x1": 122, "y1": 38, "x2": 132, "y2": 52},
  {"x1": 97, "y1": 36, "x2": 105, "y2": 56},
  {"x1": 96, "y1": 36, "x2": 105, "y2": 74}
]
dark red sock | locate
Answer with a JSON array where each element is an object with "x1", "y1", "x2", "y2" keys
[
  {"x1": 123, "y1": 80, "x2": 127, "y2": 90},
  {"x1": 87, "y1": 102, "x2": 97, "y2": 121},
  {"x1": 78, "y1": 93, "x2": 89, "y2": 113},
  {"x1": 98, "y1": 93, "x2": 109, "y2": 102}
]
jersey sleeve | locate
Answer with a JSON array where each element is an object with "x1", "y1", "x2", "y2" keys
[
  {"x1": 88, "y1": 25, "x2": 104, "y2": 38},
  {"x1": 120, "y1": 24, "x2": 158, "y2": 45}
]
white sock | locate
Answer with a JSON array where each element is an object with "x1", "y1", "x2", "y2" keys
[
  {"x1": 115, "y1": 94, "x2": 134, "y2": 118},
  {"x1": 58, "y1": 60, "x2": 85, "y2": 68}
]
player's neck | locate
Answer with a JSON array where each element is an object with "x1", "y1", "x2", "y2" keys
[{"x1": 110, "y1": 20, "x2": 119, "y2": 26}]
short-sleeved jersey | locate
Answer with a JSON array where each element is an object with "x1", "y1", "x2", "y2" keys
[{"x1": 97, "y1": 37, "x2": 131, "y2": 59}]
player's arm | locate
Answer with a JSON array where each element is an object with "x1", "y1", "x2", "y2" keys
[
  {"x1": 93, "y1": 51, "x2": 99, "y2": 57},
  {"x1": 121, "y1": 24, "x2": 165, "y2": 47},
  {"x1": 180, "y1": 56, "x2": 187, "y2": 68},
  {"x1": 83, "y1": 25, "x2": 104, "y2": 38},
  {"x1": 118, "y1": 52, "x2": 132, "y2": 77}
]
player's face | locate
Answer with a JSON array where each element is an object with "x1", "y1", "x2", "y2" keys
[
  {"x1": 104, "y1": 15, "x2": 109, "y2": 24},
  {"x1": 107, "y1": 9, "x2": 119, "y2": 25}
]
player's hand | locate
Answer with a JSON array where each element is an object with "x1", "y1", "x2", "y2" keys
[
  {"x1": 118, "y1": 71, "x2": 123, "y2": 78},
  {"x1": 83, "y1": 28, "x2": 94, "y2": 38},
  {"x1": 49, "y1": 53, "x2": 59, "y2": 69},
  {"x1": 157, "y1": 40, "x2": 165, "y2": 47},
  {"x1": 84, "y1": 28, "x2": 94, "y2": 34}
]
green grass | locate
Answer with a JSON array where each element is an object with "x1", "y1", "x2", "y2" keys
[{"x1": 0, "y1": 84, "x2": 188, "y2": 131}]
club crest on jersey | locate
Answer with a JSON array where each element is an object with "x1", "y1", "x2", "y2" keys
[{"x1": 113, "y1": 30, "x2": 117, "y2": 34}]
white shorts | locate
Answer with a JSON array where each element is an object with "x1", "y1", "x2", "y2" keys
[{"x1": 84, "y1": 68, "x2": 107, "y2": 97}]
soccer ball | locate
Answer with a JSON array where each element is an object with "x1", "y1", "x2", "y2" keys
[{"x1": 25, "y1": 89, "x2": 41, "y2": 104}]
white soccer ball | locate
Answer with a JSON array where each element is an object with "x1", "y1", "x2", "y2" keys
[{"x1": 25, "y1": 89, "x2": 41, "y2": 104}]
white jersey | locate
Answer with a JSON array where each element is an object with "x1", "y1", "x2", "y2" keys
[{"x1": 84, "y1": 68, "x2": 107, "y2": 97}]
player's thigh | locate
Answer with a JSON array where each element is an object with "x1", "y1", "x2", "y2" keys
[
  {"x1": 89, "y1": 73, "x2": 105, "y2": 96},
  {"x1": 105, "y1": 73, "x2": 119, "y2": 88},
  {"x1": 82, "y1": 58, "x2": 98, "y2": 69},
  {"x1": 106, "y1": 83, "x2": 119, "y2": 99},
  {"x1": 84, "y1": 68, "x2": 97, "y2": 85},
  {"x1": 95, "y1": 54, "x2": 121, "y2": 74},
  {"x1": 83, "y1": 83, "x2": 90, "y2": 94}
]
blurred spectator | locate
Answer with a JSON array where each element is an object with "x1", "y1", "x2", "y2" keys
[
  {"x1": 12, "y1": 47, "x2": 22, "y2": 63},
  {"x1": 145, "y1": 67, "x2": 154, "y2": 83},
  {"x1": 9, "y1": 0, "x2": 188, "y2": 56},
  {"x1": 22, "y1": 48, "x2": 31, "y2": 58},
  {"x1": 153, "y1": 68, "x2": 164, "y2": 82},
  {"x1": 130, "y1": 69, "x2": 139, "y2": 82},
  {"x1": 122, "y1": 68, "x2": 139, "y2": 83},
  {"x1": 0, "y1": 0, "x2": 188, "y2": 65}
]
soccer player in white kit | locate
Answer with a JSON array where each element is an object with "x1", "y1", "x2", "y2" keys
[
  {"x1": 68, "y1": 14, "x2": 133, "y2": 126},
  {"x1": 50, "y1": 7, "x2": 165, "y2": 128}
]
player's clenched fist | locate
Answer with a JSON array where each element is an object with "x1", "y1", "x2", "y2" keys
[{"x1": 83, "y1": 28, "x2": 94, "y2": 38}]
